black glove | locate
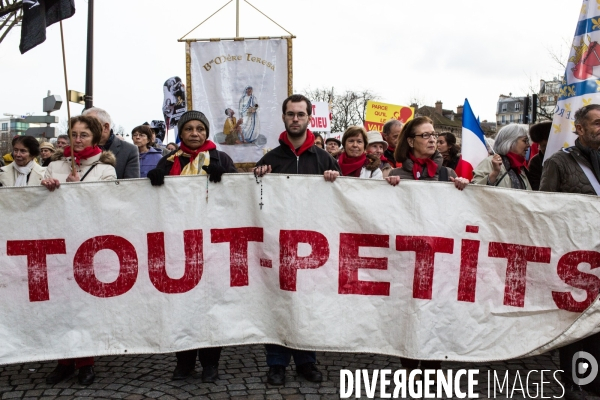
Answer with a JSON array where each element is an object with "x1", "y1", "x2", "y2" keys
[
  {"x1": 147, "y1": 168, "x2": 165, "y2": 186},
  {"x1": 202, "y1": 164, "x2": 226, "y2": 183}
]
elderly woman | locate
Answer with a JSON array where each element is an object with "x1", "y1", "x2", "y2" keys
[
  {"x1": 338, "y1": 126, "x2": 383, "y2": 179},
  {"x1": 366, "y1": 130, "x2": 393, "y2": 177},
  {"x1": 388, "y1": 116, "x2": 469, "y2": 191},
  {"x1": 147, "y1": 110, "x2": 237, "y2": 382},
  {"x1": 40, "y1": 141, "x2": 56, "y2": 167},
  {"x1": 387, "y1": 116, "x2": 468, "y2": 372},
  {"x1": 40, "y1": 115, "x2": 116, "y2": 386},
  {"x1": 0, "y1": 136, "x2": 45, "y2": 187},
  {"x1": 132, "y1": 125, "x2": 163, "y2": 178},
  {"x1": 472, "y1": 124, "x2": 531, "y2": 190},
  {"x1": 43, "y1": 116, "x2": 116, "y2": 192}
]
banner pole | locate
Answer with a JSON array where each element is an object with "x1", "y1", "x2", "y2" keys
[
  {"x1": 59, "y1": 21, "x2": 76, "y2": 173},
  {"x1": 236, "y1": 0, "x2": 239, "y2": 36}
]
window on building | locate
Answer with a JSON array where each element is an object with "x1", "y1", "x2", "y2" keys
[
  {"x1": 1, "y1": 123, "x2": 7, "y2": 131},
  {"x1": 501, "y1": 104, "x2": 507, "y2": 112},
  {"x1": 510, "y1": 114, "x2": 514, "y2": 122},
  {"x1": 501, "y1": 115, "x2": 506, "y2": 123},
  {"x1": 515, "y1": 103, "x2": 521, "y2": 111}
]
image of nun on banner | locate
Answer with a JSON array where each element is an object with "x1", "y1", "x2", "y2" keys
[{"x1": 238, "y1": 86, "x2": 260, "y2": 143}]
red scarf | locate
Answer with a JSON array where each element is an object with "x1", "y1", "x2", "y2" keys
[
  {"x1": 170, "y1": 140, "x2": 217, "y2": 176},
  {"x1": 379, "y1": 154, "x2": 389, "y2": 164},
  {"x1": 279, "y1": 130, "x2": 315, "y2": 156},
  {"x1": 63, "y1": 146, "x2": 102, "y2": 166},
  {"x1": 505, "y1": 152, "x2": 526, "y2": 173},
  {"x1": 338, "y1": 152, "x2": 366, "y2": 177},
  {"x1": 408, "y1": 152, "x2": 438, "y2": 180}
]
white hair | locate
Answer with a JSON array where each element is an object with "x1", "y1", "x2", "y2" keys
[
  {"x1": 493, "y1": 124, "x2": 529, "y2": 155},
  {"x1": 82, "y1": 107, "x2": 113, "y2": 128}
]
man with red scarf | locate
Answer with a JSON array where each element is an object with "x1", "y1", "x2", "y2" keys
[
  {"x1": 382, "y1": 119, "x2": 403, "y2": 167},
  {"x1": 254, "y1": 94, "x2": 340, "y2": 386},
  {"x1": 541, "y1": 104, "x2": 600, "y2": 399}
]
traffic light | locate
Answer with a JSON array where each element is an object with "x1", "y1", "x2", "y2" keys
[{"x1": 523, "y1": 96, "x2": 530, "y2": 124}]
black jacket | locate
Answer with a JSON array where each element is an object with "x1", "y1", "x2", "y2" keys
[
  {"x1": 384, "y1": 148, "x2": 396, "y2": 167},
  {"x1": 153, "y1": 148, "x2": 237, "y2": 175},
  {"x1": 257, "y1": 139, "x2": 340, "y2": 175}
]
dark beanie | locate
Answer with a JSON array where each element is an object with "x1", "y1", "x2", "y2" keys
[{"x1": 177, "y1": 110, "x2": 210, "y2": 138}]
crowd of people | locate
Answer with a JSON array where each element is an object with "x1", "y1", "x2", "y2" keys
[{"x1": 1, "y1": 96, "x2": 599, "y2": 398}]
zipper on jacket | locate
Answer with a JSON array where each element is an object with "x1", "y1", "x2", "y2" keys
[{"x1": 296, "y1": 155, "x2": 299, "y2": 174}]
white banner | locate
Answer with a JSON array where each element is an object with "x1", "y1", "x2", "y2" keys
[
  {"x1": 189, "y1": 39, "x2": 288, "y2": 163},
  {"x1": 1, "y1": 176, "x2": 599, "y2": 365},
  {"x1": 309, "y1": 102, "x2": 331, "y2": 132}
]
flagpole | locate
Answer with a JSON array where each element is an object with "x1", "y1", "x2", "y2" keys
[
  {"x1": 84, "y1": 0, "x2": 94, "y2": 109},
  {"x1": 59, "y1": 21, "x2": 76, "y2": 173}
]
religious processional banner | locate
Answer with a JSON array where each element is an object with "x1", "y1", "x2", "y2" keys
[
  {"x1": 545, "y1": 0, "x2": 600, "y2": 160},
  {"x1": 188, "y1": 39, "x2": 289, "y2": 163},
  {"x1": 0, "y1": 175, "x2": 599, "y2": 365}
]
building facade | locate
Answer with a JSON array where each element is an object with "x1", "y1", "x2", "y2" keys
[{"x1": 496, "y1": 95, "x2": 524, "y2": 126}]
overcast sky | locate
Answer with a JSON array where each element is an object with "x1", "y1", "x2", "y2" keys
[{"x1": 0, "y1": 0, "x2": 581, "y2": 135}]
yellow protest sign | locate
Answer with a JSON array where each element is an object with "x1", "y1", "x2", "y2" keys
[{"x1": 364, "y1": 101, "x2": 414, "y2": 132}]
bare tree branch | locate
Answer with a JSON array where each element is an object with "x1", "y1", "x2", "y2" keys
[{"x1": 0, "y1": 0, "x2": 22, "y2": 19}]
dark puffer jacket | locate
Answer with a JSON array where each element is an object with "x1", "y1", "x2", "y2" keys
[{"x1": 539, "y1": 148, "x2": 598, "y2": 195}]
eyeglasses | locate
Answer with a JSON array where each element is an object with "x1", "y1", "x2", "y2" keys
[
  {"x1": 72, "y1": 133, "x2": 92, "y2": 140},
  {"x1": 285, "y1": 112, "x2": 309, "y2": 119},
  {"x1": 414, "y1": 132, "x2": 439, "y2": 139},
  {"x1": 132, "y1": 133, "x2": 147, "y2": 138}
]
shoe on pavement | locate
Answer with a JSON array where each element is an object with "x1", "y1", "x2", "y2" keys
[
  {"x1": 201, "y1": 364, "x2": 219, "y2": 383},
  {"x1": 172, "y1": 364, "x2": 194, "y2": 380},
  {"x1": 77, "y1": 365, "x2": 95, "y2": 385},
  {"x1": 46, "y1": 363, "x2": 75, "y2": 384},
  {"x1": 267, "y1": 365, "x2": 286, "y2": 386},
  {"x1": 296, "y1": 362, "x2": 323, "y2": 382}
]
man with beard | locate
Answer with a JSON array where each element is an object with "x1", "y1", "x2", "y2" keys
[
  {"x1": 382, "y1": 119, "x2": 403, "y2": 167},
  {"x1": 254, "y1": 94, "x2": 340, "y2": 386},
  {"x1": 540, "y1": 104, "x2": 600, "y2": 399}
]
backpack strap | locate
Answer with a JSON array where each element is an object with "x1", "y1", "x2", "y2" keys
[{"x1": 80, "y1": 163, "x2": 98, "y2": 181}]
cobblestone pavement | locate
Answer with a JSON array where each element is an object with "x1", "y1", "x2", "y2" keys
[{"x1": 1, "y1": 345, "x2": 599, "y2": 399}]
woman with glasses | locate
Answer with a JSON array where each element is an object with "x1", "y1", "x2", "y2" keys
[
  {"x1": 132, "y1": 125, "x2": 163, "y2": 178},
  {"x1": 40, "y1": 115, "x2": 116, "y2": 385},
  {"x1": 387, "y1": 116, "x2": 469, "y2": 190},
  {"x1": 0, "y1": 136, "x2": 45, "y2": 187},
  {"x1": 472, "y1": 124, "x2": 531, "y2": 190}
]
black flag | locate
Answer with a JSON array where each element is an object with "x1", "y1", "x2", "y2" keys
[{"x1": 19, "y1": 0, "x2": 76, "y2": 54}]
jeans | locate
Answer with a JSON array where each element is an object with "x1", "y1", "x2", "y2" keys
[{"x1": 265, "y1": 344, "x2": 316, "y2": 367}]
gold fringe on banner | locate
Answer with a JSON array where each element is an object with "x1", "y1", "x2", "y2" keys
[{"x1": 186, "y1": 42, "x2": 193, "y2": 111}]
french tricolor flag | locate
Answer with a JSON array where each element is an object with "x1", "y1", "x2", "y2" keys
[{"x1": 459, "y1": 99, "x2": 489, "y2": 180}]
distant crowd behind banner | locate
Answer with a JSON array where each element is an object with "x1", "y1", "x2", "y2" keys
[
  {"x1": 188, "y1": 39, "x2": 289, "y2": 163},
  {"x1": 1, "y1": 175, "x2": 600, "y2": 365}
]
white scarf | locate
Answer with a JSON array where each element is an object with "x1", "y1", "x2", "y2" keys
[{"x1": 13, "y1": 160, "x2": 34, "y2": 187}]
